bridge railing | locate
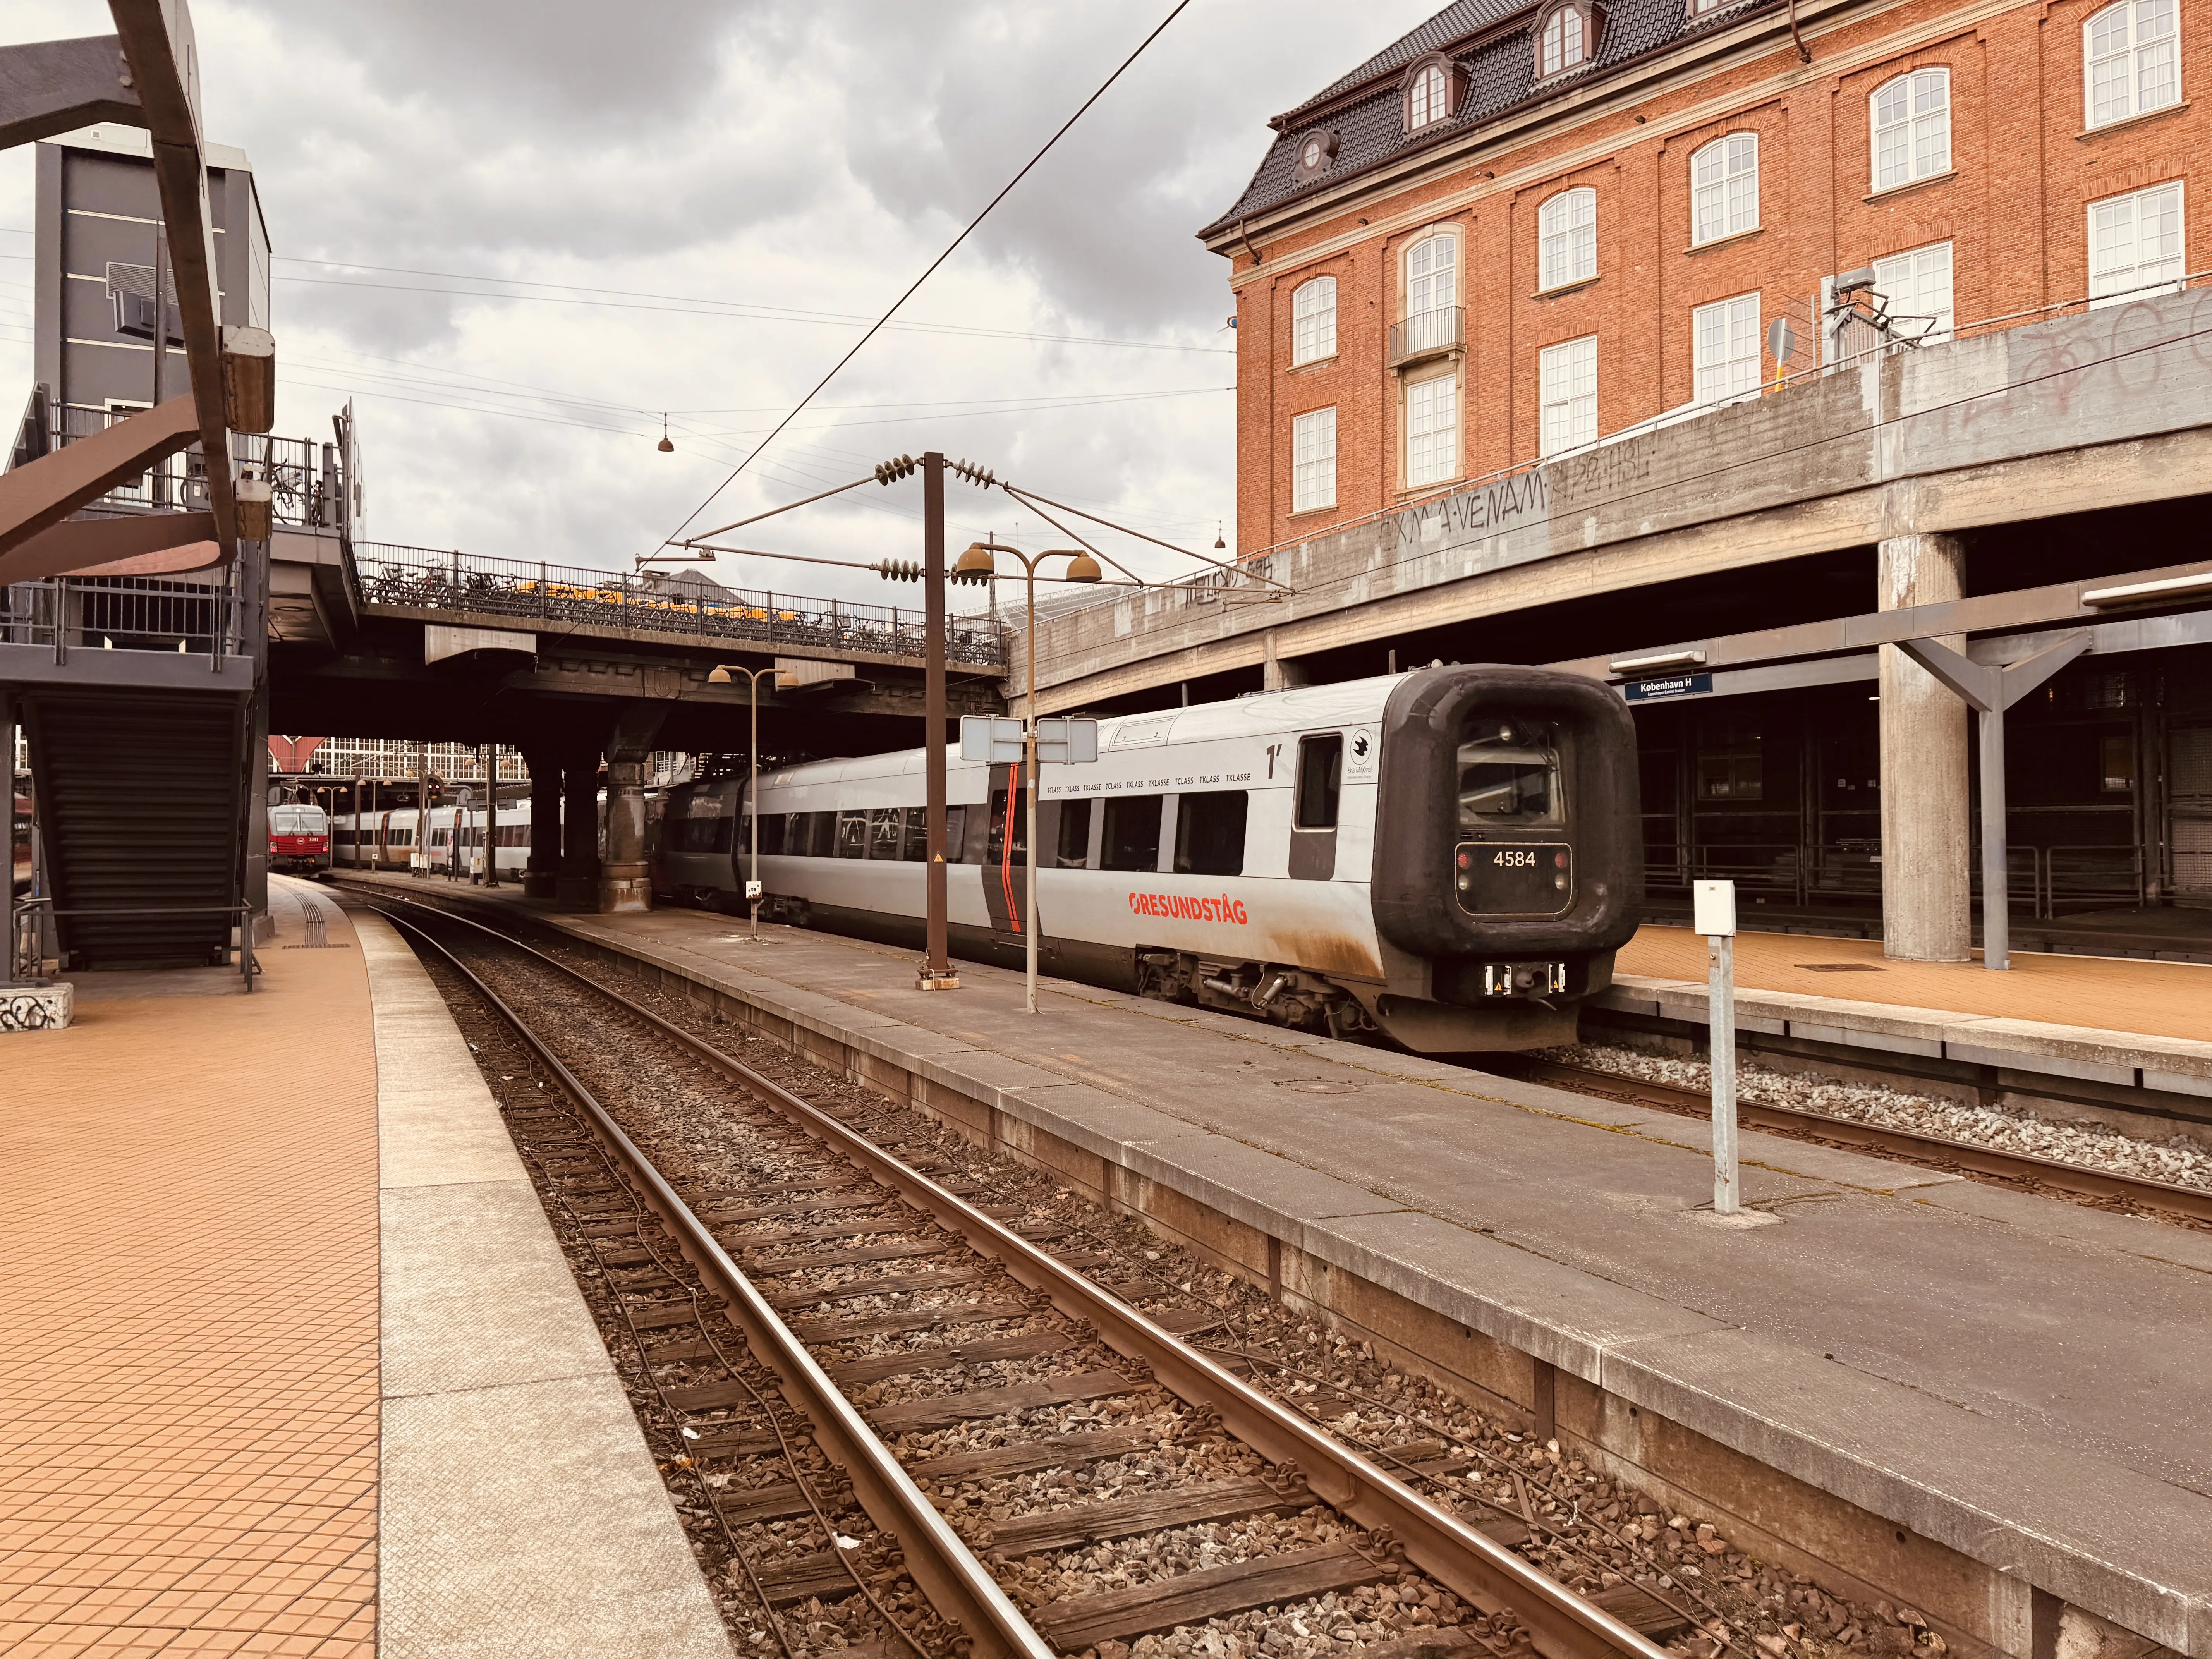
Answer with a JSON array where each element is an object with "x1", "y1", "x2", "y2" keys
[{"x1": 352, "y1": 543, "x2": 1007, "y2": 668}]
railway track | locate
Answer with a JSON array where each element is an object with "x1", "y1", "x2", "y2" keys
[
  {"x1": 1494, "y1": 1057, "x2": 2212, "y2": 1224},
  {"x1": 362, "y1": 892, "x2": 1671, "y2": 1659}
]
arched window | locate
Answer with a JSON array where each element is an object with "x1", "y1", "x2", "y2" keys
[
  {"x1": 1871, "y1": 68, "x2": 1950, "y2": 192},
  {"x1": 2085, "y1": 0, "x2": 2179, "y2": 128},
  {"x1": 1292, "y1": 276, "x2": 1338, "y2": 366},
  {"x1": 1409, "y1": 62, "x2": 1448, "y2": 129},
  {"x1": 1407, "y1": 234, "x2": 1457, "y2": 318},
  {"x1": 1691, "y1": 133, "x2": 1759, "y2": 245},
  {"x1": 1538, "y1": 188, "x2": 1597, "y2": 290},
  {"x1": 1539, "y1": 5, "x2": 1593, "y2": 76}
]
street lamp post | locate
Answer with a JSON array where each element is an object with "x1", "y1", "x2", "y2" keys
[
  {"x1": 706, "y1": 662, "x2": 793, "y2": 936},
  {"x1": 951, "y1": 540, "x2": 1101, "y2": 1013}
]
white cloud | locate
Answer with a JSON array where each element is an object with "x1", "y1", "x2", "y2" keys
[{"x1": 0, "y1": 0, "x2": 1443, "y2": 611}]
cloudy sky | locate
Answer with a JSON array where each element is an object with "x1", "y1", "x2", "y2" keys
[{"x1": 0, "y1": 0, "x2": 1441, "y2": 611}]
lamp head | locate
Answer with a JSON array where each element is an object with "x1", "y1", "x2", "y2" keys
[
  {"x1": 1060, "y1": 551, "x2": 1104, "y2": 583},
  {"x1": 707, "y1": 665, "x2": 735, "y2": 684},
  {"x1": 954, "y1": 542, "x2": 998, "y2": 577}
]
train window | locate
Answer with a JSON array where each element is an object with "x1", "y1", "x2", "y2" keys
[
  {"x1": 870, "y1": 807, "x2": 905, "y2": 860},
  {"x1": 1056, "y1": 800, "x2": 1093, "y2": 868},
  {"x1": 1457, "y1": 720, "x2": 1565, "y2": 826},
  {"x1": 836, "y1": 809, "x2": 869, "y2": 858},
  {"x1": 756, "y1": 813, "x2": 787, "y2": 856},
  {"x1": 1101, "y1": 795, "x2": 1163, "y2": 871},
  {"x1": 1296, "y1": 734, "x2": 1343, "y2": 829},
  {"x1": 808, "y1": 811, "x2": 838, "y2": 855},
  {"x1": 943, "y1": 805, "x2": 968, "y2": 862},
  {"x1": 1174, "y1": 790, "x2": 1248, "y2": 877}
]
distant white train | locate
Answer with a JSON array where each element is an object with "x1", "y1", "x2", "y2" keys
[
  {"x1": 655, "y1": 667, "x2": 1642, "y2": 1053},
  {"x1": 331, "y1": 800, "x2": 537, "y2": 879}
]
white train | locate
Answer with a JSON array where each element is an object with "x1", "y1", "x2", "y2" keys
[
  {"x1": 331, "y1": 800, "x2": 538, "y2": 879},
  {"x1": 657, "y1": 667, "x2": 1642, "y2": 1052}
]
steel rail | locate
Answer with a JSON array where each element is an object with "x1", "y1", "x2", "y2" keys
[
  {"x1": 1505, "y1": 1058, "x2": 2212, "y2": 1223},
  {"x1": 371, "y1": 905, "x2": 1056, "y2": 1659},
  {"x1": 353, "y1": 883, "x2": 1668, "y2": 1659}
]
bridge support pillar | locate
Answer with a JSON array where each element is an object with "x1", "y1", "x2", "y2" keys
[
  {"x1": 555, "y1": 753, "x2": 601, "y2": 908},
  {"x1": 522, "y1": 745, "x2": 562, "y2": 898},
  {"x1": 1878, "y1": 532, "x2": 1972, "y2": 962},
  {"x1": 598, "y1": 758, "x2": 651, "y2": 913}
]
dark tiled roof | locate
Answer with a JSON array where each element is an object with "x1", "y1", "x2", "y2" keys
[{"x1": 1201, "y1": 0, "x2": 1774, "y2": 239}]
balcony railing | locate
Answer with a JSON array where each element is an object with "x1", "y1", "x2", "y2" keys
[
  {"x1": 353, "y1": 543, "x2": 1007, "y2": 669},
  {"x1": 0, "y1": 566, "x2": 247, "y2": 668},
  {"x1": 1389, "y1": 305, "x2": 1464, "y2": 369},
  {"x1": 12, "y1": 396, "x2": 342, "y2": 531}
]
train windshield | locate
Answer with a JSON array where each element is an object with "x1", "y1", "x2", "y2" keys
[
  {"x1": 270, "y1": 805, "x2": 330, "y2": 835},
  {"x1": 1456, "y1": 720, "x2": 1563, "y2": 827}
]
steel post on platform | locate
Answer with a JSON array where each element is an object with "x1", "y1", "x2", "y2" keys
[{"x1": 919, "y1": 451, "x2": 956, "y2": 991}]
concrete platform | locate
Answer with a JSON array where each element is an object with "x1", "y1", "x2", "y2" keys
[
  {"x1": 0, "y1": 876, "x2": 730, "y2": 1658},
  {"x1": 337, "y1": 874, "x2": 2211, "y2": 1659},
  {"x1": 1607, "y1": 925, "x2": 2212, "y2": 1106}
]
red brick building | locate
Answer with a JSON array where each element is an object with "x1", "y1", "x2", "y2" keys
[{"x1": 1206, "y1": 0, "x2": 2205, "y2": 550}]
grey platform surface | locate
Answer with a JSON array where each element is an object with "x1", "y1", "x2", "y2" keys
[
  {"x1": 358, "y1": 908, "x2": 733, "y2": 1659},
  {"x1": 355, "y1": 883, "x2": 2212, "y2": 1657}
]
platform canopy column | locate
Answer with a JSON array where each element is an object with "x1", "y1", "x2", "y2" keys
[
  {"x1": 555, "y1": 749, "x2": 601, "y2": 908},
  {"x1": 598, "y1": 702, "x2": 667, "y2": 915},
  {"x1": 1877, "y1": 533, "x2": 1972, "y2": 961},
  {"x1": 520, "y1": 742, "x2": 563, "y2": 899}
]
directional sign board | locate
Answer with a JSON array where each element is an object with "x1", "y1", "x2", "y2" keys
[{"x1": 960, "y1": 715, "x2": 1099, "y2": 765}]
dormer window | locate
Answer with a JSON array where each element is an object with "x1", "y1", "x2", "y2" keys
[
  {"x1": 1294, "y1": 129, "x2": 1340, "y2": 180},
  {"x1": 1401, "y1": 54, "x2": 1465, "y2": 132},
  {"x1": 1538, "y1": 3, "x2": 1598, "y2": 76}
]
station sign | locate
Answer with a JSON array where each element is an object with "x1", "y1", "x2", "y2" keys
[{"x1": 1623, "y1": 673, "x2": 1713, "y2": 702}]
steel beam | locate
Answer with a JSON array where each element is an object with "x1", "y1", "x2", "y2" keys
[
  {"x1": 1896, "y1": 631, "x2": 2092, "y2": 971},
  {"x1": 1556, "y1": 557, "x2": 2212, "y2": 684},
  {"x1": 1, "y1": 510, "x2": 218, "y2": 584},
  {"x1": 0, "y1": 34, "x2": 142, "y2": 148},
  {"x1": 0, "y1": 394, "x2": 201, "y2": 569},
  {"x1": 108, "y1": 0, "x2": 238, "y2": 556}
]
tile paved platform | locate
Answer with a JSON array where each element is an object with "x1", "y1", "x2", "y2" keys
[
  {"x1": 0, "y1": 877, "x2": 380, "y2": 1657},
  {"x1": 2, "y1": 876, "x2": 730, "y2": 1657}
]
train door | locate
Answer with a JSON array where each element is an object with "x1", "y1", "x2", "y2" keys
[
  {"x1": 2170, "y1": 724, "x2": 2212, "y2": 905},
  {"x1": 979, "y1": 761, "x2": 1030, "y2": 956}
]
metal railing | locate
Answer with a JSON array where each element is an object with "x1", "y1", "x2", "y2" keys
[
  {"x1": 352, "y1": 543, "x2": 1007, "y2": 668},
  {"x1": 9, "y1": 896, "x2": 254, "y2": 989},
  {"x1": 1389, "y1": 305, "x2": 1464, "y2": 368},
  {"x1": 0, "y1": 567, "x2": 246, "y2": 666},
  {"x1": 19, "y1": 403, "x2": 340, "y2": 530},
  {"x1": 1644, "y1": 841, "x2": 2148, "y2": 921}
]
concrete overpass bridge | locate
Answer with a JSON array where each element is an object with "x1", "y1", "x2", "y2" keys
[
  {"x1": 270, "y1": 537, "x2": 1005, "y2": 760},
  {"x1": 1017, "y1": 292, "x2": 2212, "y2": 717},
  {"x1": 1013, "y1": 290, "x2": 2212, "y2": 958}
]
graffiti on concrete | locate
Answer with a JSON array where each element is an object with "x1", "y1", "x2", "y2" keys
[{"x1": 1, "y1": 989, "x2": 70, "y2": 1032}]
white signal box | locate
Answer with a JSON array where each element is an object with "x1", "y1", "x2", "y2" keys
[
  {"x1": 1693, "y1": 879, "x2": 1737, "y2": 937},
  {"x1": 959, "y1": 715, "x2": 1098, "y2": 765}
]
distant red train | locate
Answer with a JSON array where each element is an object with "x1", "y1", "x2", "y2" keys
[{"x1": 269, "y1": 804, "x2": 331, "y2": 873}]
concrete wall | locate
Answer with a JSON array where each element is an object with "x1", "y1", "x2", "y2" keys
[{"x1": 1021, "y1": 289, "x2": 2212, "y2": 713}]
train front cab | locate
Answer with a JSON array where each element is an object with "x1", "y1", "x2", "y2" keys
[{"x1": 1363, "y1": 667, "x2": 1642, "y2": 1052}]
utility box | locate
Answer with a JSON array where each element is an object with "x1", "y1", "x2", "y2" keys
[{"x1": 1693, "y1": 879, "x2": 1737, "y2": 937}]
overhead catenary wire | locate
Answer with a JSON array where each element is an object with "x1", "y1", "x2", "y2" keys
[{"x1": 655, "y1": 0, "x2": 1194, "y2": 555}]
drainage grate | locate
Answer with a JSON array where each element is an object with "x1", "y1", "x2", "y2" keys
[{"x1": 1793, "y1": 962, "x2": 1884, "y2": 972}]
